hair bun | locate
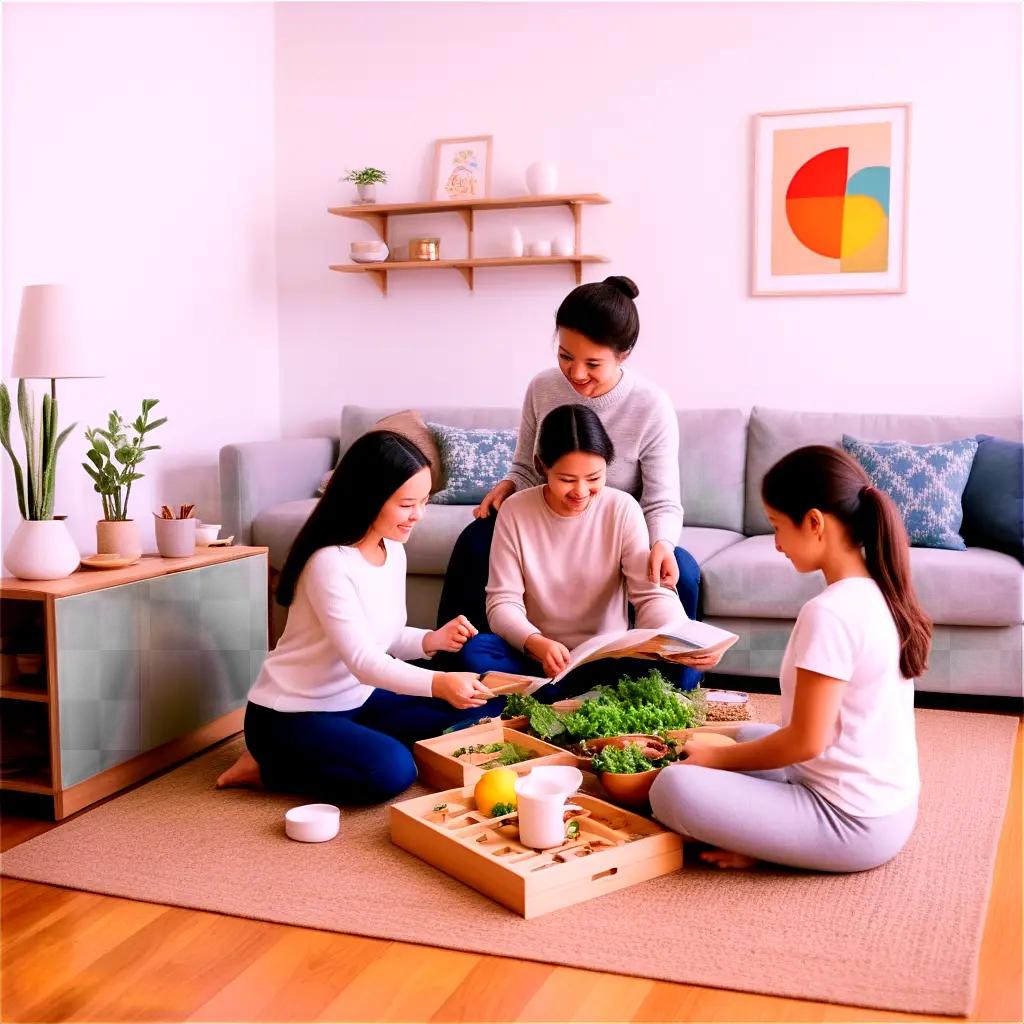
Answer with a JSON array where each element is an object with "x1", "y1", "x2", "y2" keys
[{"x1": 604, "y1": 275, "x2": 639, "y2": 300}]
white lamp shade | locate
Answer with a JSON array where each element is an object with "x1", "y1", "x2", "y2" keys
[{"x1": 11, "y1": 284, "x2": 102, "y2": 379}]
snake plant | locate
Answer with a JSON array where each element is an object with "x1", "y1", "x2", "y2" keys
[{"x1": 0, "y1": 380, "x2": 76, "y2": 520}]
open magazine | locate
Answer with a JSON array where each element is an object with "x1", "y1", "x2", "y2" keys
[{"x1": 482, "y1": 621, "x2": 740, "y2": 695}]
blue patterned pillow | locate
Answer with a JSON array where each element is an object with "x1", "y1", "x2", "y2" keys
[
  {"x1": 841, "y1": 435, "x2": 979, "y2": 550},
  {"x1": 427, "y1": 423, "x2": 518, "y2": 505}
]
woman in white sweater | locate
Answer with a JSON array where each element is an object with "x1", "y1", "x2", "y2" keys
[
  {"x1": 460, "y1": 404, "x2": 721, "y2": 700},
  {"x1": 217, "y1": 430, "x2": 500, "y2": 803},
  {"x1": 438, "y1": 277, "x2": 702, "y2": 688}
]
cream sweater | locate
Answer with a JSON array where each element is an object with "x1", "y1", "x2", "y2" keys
[
  {"x1": 504, "y1": 366, "x2": 684, "y2": 546},
  {"x1": 247, "y1": 542, "x2": 434, "y2": 713},
  {"x1": 486, "y1": 486, "x2": 688, "y2": 652}
]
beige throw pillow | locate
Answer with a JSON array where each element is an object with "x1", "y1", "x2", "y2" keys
[{"x1": 373, "y1": 409, "x2": 446, "y2": 493}]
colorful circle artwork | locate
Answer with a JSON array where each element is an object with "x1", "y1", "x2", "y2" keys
[{"x1": 785, "y1": 148, "x2": 891, "y2": 270}]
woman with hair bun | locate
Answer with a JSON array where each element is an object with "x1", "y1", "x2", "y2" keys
[{"x1": 439, "y1": 276, "x2": 702, "y2": 687}]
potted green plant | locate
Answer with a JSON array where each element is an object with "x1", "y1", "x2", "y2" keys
[
  {"x1": 341, "y1": 167, "x2": 388, "y2": 204},
  {"x1": 81, "y1": 399, "x2": 167, "y2": 564},
  {"x1": 0, "y1": 380, "x2": 80, "y2": 580}
]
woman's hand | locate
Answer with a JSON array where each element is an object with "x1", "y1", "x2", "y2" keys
[
  {"x1": 665, "y1": 649, "x2": 724, "y2": 670},
  {"x1": 431, "y1": 672, "x2": 495, "y2": 709},
  {"x1": 680, "y1": 741, "x2": 725, "y2": 769},
  {"x1": 524, "y1": 633, "x2": 571, "y2": 678},
  {"x1": 474, "y1": 480, "x2": 515, "y2": 519},
  {"x1": 648, "y1": 540, "x2": 679, "y2": 589},
  {"x1": 424, "y1": 615, "x2": 478, "y2": 655}
]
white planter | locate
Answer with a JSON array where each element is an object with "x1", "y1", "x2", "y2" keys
[
  {"x1": 356, "y1": 183, "x2": 377, "y2": 204},
  {"x1": 154, "y1": 516, "x2": 196, "y2": 558},
  {"x1": 525, "y1": 161, "x2": 558, "y2": 195},
  {"x1": 509, "y1": 227, "x2": 524, "y2": 258},
  {"x1": 3, "y1": 520, "x2": 80, "y2": 580}
]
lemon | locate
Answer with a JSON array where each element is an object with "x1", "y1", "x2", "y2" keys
[{"x1": 474, "y1": 767, "x2": 518, "y2": 817}]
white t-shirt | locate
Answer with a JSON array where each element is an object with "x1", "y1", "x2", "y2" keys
[
  {"x1": 247, "y1": 541, "x2": 434, "y2": 713},
  {"x1": 779, "y1": 576, "x2": 920, "y2": 817}
]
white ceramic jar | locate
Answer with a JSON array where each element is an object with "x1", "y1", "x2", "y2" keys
[{"x1": 525, "y1": 161, "x2": 558, "y2": 195}]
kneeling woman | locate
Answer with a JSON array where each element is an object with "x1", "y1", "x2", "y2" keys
[
  {"x1": 649, "y1": 446, "x2": 928, "y2": 873},
  {"x1": 218, "y1": 430, "x2": 502, "y2": 804},
  {"x1": 461, "y1": 404, "x2": 720, "y2": 701}
]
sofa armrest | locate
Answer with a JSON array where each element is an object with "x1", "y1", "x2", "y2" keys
[{"x1": 219, "y1": 438, "x2": 338, "y2": 545}]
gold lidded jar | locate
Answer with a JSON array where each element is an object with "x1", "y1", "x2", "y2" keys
[{"x1": 408, "y1": 237, "x2": 441, "y2": 261}]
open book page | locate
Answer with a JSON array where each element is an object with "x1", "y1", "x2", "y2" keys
[{"x1": 482, "y1": 621, "x2": 740, "y2": 695}]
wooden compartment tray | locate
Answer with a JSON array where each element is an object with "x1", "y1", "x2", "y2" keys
[
  {"x1": 414, "y1": 723, "x2": 576, "y2": 790},
  {"x1": 390, "y1": 785, "x2": 683, "y2": 918}
]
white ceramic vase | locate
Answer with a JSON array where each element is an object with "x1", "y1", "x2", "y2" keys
[
  {"x1": 3, "y1": 520, "x2": 80, "y2": 580},
  {"x1": 509, "y1": 227, "x2": 524, "y2": 258},
  {"x1": 525, "y1": 161, "x2": 558, "y2": 195}
]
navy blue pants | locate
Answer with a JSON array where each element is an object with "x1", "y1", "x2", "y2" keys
[
  {"x1": 244, "y1": 687, "x2": 507, "y2": 805},
  {"x1": 462, "y1": 631, "x2": 692, "y2": 700},
  {"x1": 437, "y1": 514, "x2": 702, "y2": 690}
]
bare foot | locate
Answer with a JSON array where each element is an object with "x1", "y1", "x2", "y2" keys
[
  {"x1": 216, "y1": 749, "x2": 263, "y2": 789},
  {"x1": 700, "y1": 848, "x2": 758, "y2": 870}
]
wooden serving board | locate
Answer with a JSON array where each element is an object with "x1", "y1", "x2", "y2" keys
[
  {"x1": 413, "y1": 724, "x2": 577, "y2": 790},
  {"x1": 389, "y1": 786, "x2": 683, "y2": 918}
]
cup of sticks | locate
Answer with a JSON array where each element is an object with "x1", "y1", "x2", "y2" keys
[{"x1": 154, "y1": 504, "x2": 197, "y2": 558}]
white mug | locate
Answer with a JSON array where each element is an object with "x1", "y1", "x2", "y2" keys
[{"x1": 515, "y1": 766, "x2": 583, "y2": 849}]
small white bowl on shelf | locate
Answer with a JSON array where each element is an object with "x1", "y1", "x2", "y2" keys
[
  {"x1": 350, "y1": 240, "x2": 389, "y2": 264},
  {"x1": 195, "y1": 523, "x2": 221, "y2": 546},
  {"x1": 284, "y1": 803, "x2": 340, "y2": 842}
]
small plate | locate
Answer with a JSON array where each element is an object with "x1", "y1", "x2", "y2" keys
[
  {"x1": 206, "y1": 536, "x2": 234, "y2": 547},
  {"x1": 80, "y1": 554, "x2": 142, "y2": 570}
]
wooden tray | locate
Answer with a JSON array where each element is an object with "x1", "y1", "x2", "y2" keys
[
  {"x1": 414, "y1": 723, "x2": 577, "y2": 790},
  {"x1": 390, "y1": 785, "x2": 683, "y2": 918}
]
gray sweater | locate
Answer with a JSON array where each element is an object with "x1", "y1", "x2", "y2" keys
[{"x1": 503, "y1": 367, "x2": 683, "y2": 546}]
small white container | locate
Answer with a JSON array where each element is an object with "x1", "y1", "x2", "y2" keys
[
  {"x1": 514, "y1": 766, "x2": 583, "y2": 850},
  {"x1": 509, "y1": 227, "x2": 524, "y2": 258},
  {"x1": 195, "y1": 523, "x2": 221, "y2": 546},
  {"x1": 285, "y1": 803, "x2": 341, "y2": 843},
  {"x1": 552, "y1": 235, "x2": 574, "y2": 257},
  {"x1": 525, "y1": 240, "x2": 552, "y2": 258},
  {"x1": 525, "y1": 161, "x2": 558, "y2": 195}
]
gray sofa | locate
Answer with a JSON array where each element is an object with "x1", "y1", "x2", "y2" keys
[{"x1": 221, "y1": 406, "x2": 1023, "y2": 698}]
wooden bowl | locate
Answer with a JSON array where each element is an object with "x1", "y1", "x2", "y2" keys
[{"x1": 597, "y1": 767, "x2": 663, "y2": 808}]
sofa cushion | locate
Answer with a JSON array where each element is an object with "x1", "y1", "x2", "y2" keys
[
  {"x1": 961, "y1": 434, "x2": 1024, "y2": 561},
  {"x1": 253, "y1": 499, "x2": 475, "y2": 575},
  {"x1": 702, "y1": 534, "x2": 1022, "y2": 627},
  {"x1": 678, "y1": 526, "x2": 745, "y2": 565},
  {"x1": 841, "y1": 434, "x2": 978, "y2": 550},
  {"x1": 427, "y1": 423, "x2": 518, "y2": 505},
  {"x1": 677, "y1": 409, "x2": 747, "y2": 532},
  {"x1": 744, "y1": 407, "x2": 1023, "y2": 535}
]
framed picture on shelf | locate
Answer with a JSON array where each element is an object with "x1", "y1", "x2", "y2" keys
[
  {"x1": 432, "y1": 135, "x2": 493, "y2": 201},
  {"x1": 752, "y1": 103, "x2": 910, "y2": 295}
]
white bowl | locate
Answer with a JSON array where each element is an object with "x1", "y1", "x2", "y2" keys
[
  {"x1": 350, "y1": 253, "x2": 388, "y2": 264},
  {"x1": 195, "y1": 523, "x2": 221, "y2": 546},
  {"x1": 285, "y1": 803, "x2": 340, "y2": 842}
]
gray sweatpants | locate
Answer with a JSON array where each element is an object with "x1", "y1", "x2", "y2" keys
[{"x1": 648, "y1": 723, "x2": 918, "y2": 872}]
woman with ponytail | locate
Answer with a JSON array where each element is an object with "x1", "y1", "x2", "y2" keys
[
  {"x1": 439, "y1": 276, "x2": 702, "y2": 688},
  {"x1": 650, "y1": 445, "x2": 931, "y2": 873}
]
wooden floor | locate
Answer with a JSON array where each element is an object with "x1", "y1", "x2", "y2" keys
[{"x1": 1, "y1": 717, "x2": 1020, "y2": 1023}]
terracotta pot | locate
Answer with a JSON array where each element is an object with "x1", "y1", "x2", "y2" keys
[
  {"x1": 3, "y1": 520, "x2": 80, "y2": 580},
  {"x1": 96, "y1": 520, "x2": 142, "y2": 563}
]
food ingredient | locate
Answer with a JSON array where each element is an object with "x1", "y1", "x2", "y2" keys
[
  {"x1": 590, "y1": 742, "x2": 659, "y2": 774},
  {"x1": 474, "y1": 767, "x2": 519, "y2": 817},
  {"x1": 503, "y1": 693, "x2": 566, "y2": 739},
  {"x1": 452, "y1": 741, "x2": 535, "y2": 768}
]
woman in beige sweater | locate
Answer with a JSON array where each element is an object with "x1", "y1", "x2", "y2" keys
[{"x1": 460, "y1": 404, "x2": 721, "y2": 700}]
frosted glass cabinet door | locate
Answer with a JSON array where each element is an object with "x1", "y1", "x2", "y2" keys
[{"x1": 55, "y1": 555, "x2": 267, "y2": 787}]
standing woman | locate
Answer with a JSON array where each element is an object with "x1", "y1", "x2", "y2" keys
[
  {"x1": 438, "y1": 275, "x2": 700, "y2": 637},
  {"x1": 216, "y1": 430, "x2": 500, "y2": 804}
]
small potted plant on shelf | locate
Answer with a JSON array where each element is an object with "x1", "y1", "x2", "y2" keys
[
  {"x1": 341, "y1": 167, "x2": 388, "y2": 205},
  {"x1": 81, "y1": 399, "x2": 167, "y2": 564},
  {"x1": 0, "y1": 380, "x2": 80, "y2": 580}
]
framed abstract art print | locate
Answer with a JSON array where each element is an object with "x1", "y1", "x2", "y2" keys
[
  {"x1": 752, "y1": 103, "x2": 910, "y2": 295},
  {"x1": 432, "y1": 135, "x2": 493, "y2": 201}
]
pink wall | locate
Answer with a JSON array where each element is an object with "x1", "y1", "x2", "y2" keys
[
  {"x1": 276, "y1": 1, "x2": 1022, "y2": 440},
  {"x1": 2, "y1": 2, "x2": 281, "y2": 554}
]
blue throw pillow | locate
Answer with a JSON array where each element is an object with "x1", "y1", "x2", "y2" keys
[
  {"x1": 841, "y1": 434, "x2": 979, "y2": 550},
  {"x1": 427, "y1": 423, "x2": 518, "y2": 505},
  {"x1": 960, "y1": 434, "x2": 1024, "y2": 562}
]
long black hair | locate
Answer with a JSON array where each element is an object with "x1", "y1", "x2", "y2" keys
[
  {"x1": 555, "y1": 275, "x2": 640, "y2": 354},
  {"x1": 761, "y1": 445, "x2": 932, "y2": 679},
  {"x1": 536, "y1": 404, "x2": 615, "y2": 470},
  {"x1": 275, "y1": 430, "x2": 430, "y2": 607}
]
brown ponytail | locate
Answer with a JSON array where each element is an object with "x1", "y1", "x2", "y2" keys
[{"x1": 762, "y1": 446, "x2": 932, "y2": 679}]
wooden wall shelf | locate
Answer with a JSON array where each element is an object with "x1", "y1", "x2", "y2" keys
[{"x1": 328, "y1": 192, "x2": 611, "y2": 294}]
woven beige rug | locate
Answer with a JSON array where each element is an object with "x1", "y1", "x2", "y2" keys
[{"x1": 1, "y1": 698, "x2": 1016, "y2": 1016}]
